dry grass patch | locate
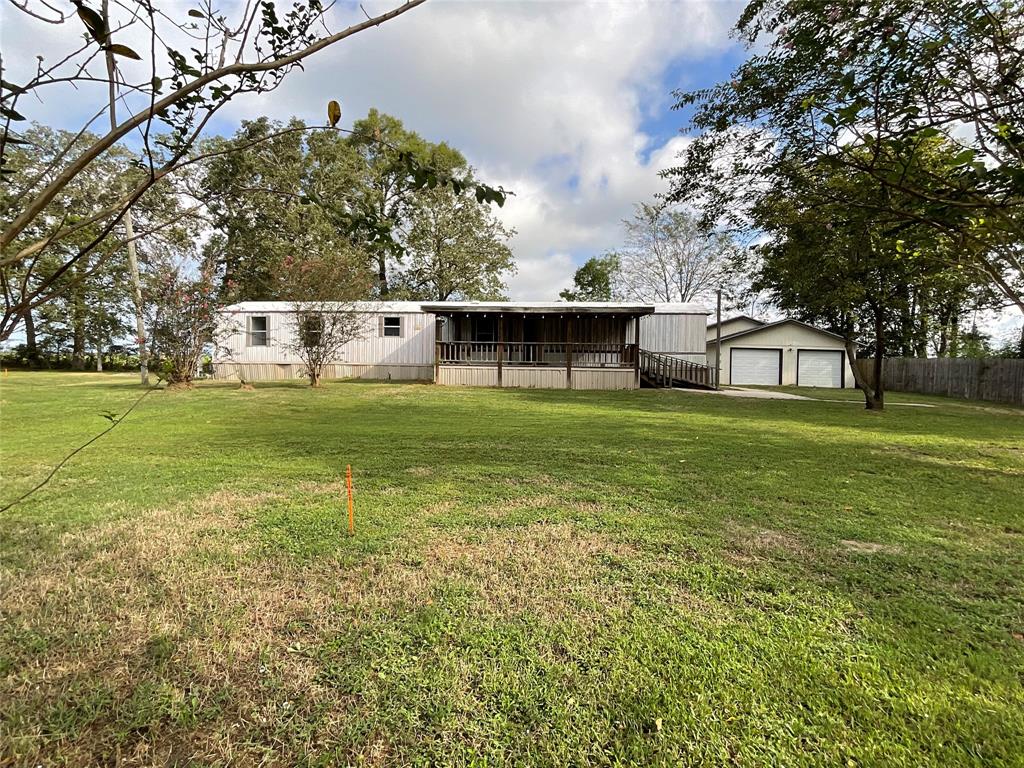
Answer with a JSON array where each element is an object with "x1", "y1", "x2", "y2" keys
[
  {"x1": 839, "y1": 539, "x2": 902, "y2": 555},
  {"x1": 1, "y1": 493, "x2": 686, "y2": 766},
  {"x1": 422, "y1": 498, "x2": 458, "y2": 516},
  {"x1": 0, "y1": 489, "x2": 354, "y2": 766},
  {"x1": 381, "y1": 522, "x2": 640, "y2": 621},
  {"x1": 475, "y1": 488, "x2": 609, "y2": 519},
  {"x1": 736, "y1": 526, "x2": 810, "y2": 558}
]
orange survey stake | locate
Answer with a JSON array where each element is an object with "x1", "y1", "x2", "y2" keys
[{"x1": 345, "y1": 464, "x2": 355, "y2": 535}]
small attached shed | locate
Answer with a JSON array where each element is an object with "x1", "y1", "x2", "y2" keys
[
  {"x1": 706, "y1": 318, "x2": 856, "y2": 388},
  {"x1": 638, "y1": 303, "x2": 713, "y2": 364}
]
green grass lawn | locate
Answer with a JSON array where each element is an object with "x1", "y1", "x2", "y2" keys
[{"x1": 1, "y1": 372, "x2": 1022, "y2": 767}]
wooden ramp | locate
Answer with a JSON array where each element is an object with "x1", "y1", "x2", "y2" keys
[{"x1": 639, "y1": 350, "x2": 716, "y2": 390}]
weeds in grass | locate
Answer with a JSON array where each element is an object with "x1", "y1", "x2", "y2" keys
[{"x1": 1, "y1": 374, "x2": 1022, "y2": 766}]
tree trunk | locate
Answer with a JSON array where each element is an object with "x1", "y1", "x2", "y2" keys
[
  {"x1": 912, "y1": 292, "x2": 928, "y2": 357},
  {"x1": 95, "y1": 339, "x2": 104, "y2": 372},
  {"x1": 22, "y1": 308, "x2": 38, "y2": 365},
  {"x1": 103, "y1": 0, "x2": 149, "y2": 386},
  {"x1": 900, "y1": 287, "x2": 914, "y2": 357},
  {"x1": 844, "y1": 336, "x2": 877, "y2": 410},
  {"x1": 71, "y1": 332, "x2": 85, "y2": 369},
  {"x1": 936, "y1": 307, "x2": 952, "y2": 357},
  {"x1": 376, "y1": 250, "x2": 389, "y2": 297},
  {"x1": 867, "y1": 310, "x2": 885, "y2": 410},
  {"x1": 71, "y1": 285, "x2": 86, "y2": 370},
  {"x1": 125, "y1": 216, "x2": 150, "y2": 384}
]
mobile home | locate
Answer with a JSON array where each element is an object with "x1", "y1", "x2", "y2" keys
[{"x1": 215, "y1": 300, "x2": 711, "y2": 390}]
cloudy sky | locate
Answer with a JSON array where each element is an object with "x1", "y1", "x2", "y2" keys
[
  {"x1": 3, "y1": 0, "x2": 748, "y2": 300},
  {"x1": 4, "y1": 0, "x2": 1019, "y2": 341},
  {"x1": 243, "y1": 0, "x2": 748, "y2": 301}
]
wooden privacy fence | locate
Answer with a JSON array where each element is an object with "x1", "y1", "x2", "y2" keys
[{"x1": 856, "y1": 357, "x2": 1024, "y2": 406}]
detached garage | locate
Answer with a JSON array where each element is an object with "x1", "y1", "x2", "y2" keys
[
  {"x1": 707, "y1": 318, "x2": 856, "y2": 388},
  {"x1": 731, "y1": 348, "x2": 782, "y2": 385}
]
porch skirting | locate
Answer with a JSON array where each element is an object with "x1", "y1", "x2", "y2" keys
[
  {"x1": 214, "y1": 362, "x2": 637, "y2": 390},
  {"x1": 437, "y1": 365, "x2": 637, "y2": 390},
  {"x1": 213, "y1": 362, "x2": 433, "y2": 382}
]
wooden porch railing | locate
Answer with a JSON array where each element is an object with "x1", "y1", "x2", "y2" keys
[
  {"x1": 437, "y1": 341, "x2": 636, "y2": 368},
  {"x1": 639, "y1": 349, "x2": 715, "y2": 389}
]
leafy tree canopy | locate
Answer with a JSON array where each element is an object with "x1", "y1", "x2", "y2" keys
[
  {"x1": 667, "y1": 0, "x2": 1024, "y2": 313},
  {"x1": 560, "y1": 255, "x2": 620, "y2": 302},
  {"x1": 392, "y1": 184, "x2": 516, "y2": 301},
  {"x1": 202, "y1": 110, "x2": 511, "y2": 301}
]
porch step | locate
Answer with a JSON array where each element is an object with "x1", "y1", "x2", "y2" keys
[{"x1": 639, "y1": 350, "x2": 716, "y2": 390}]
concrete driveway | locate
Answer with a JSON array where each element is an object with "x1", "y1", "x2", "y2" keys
[{"x1": 681, "y1": 387, "x2": 810, "y2": 400}]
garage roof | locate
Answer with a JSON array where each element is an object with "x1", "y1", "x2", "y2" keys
[
  {"x1": 708, "y1": 318, "x2": 849, "y2": 345},
  {"x1": 706, "y1": 314, "x2": 766, "y2": 328}
]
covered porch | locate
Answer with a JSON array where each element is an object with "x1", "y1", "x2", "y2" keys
[{"x1": 423, "y1": 302, "x2": 655, "y2": 390}]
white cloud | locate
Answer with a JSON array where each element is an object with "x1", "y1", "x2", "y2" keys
[
  {"x1": 223, "y1": 0, "x2": 742, "y2": 298},
  {"x1": 6, "y1": 0, "x2": 743, "y2": 299},
  {"x1": 506, "y1": 251, "x2": 577, "y2": 300}
]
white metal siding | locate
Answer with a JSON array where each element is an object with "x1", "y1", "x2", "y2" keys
[
  {"x1": 731, "y1": 348, "x2": 781, "y2": 385},
  {"x1": 216, "y1": 310, "x2": 435, "y2": 369},
  {"x1": 570, "y1": 369, "x2": 636, "y2": 390},
  {"x1": 635, "y1": 314, "x2": 707, "y2": 357},
  {"x1": 798, "y1": 350, "x2": 843, "y2": 388},
  {"x1": 705, "y1": 317, "x2": 763, "y2": 341},
  {"x1": 502, "y1": 367, "x2": 566, "y2": 389},
  {"x1": 437, "y1": 366, "x2": 499, "y2": 387},
  {"x1": 213, "y1": 363, "x2": 433, "y2": 381}
]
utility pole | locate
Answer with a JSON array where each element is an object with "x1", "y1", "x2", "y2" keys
[{"x1": 715, "y1": 288, "x2": 722, "y2": 389}]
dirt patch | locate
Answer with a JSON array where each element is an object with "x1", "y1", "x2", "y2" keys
[
  {"x1": 839, "y1": 539, "x2": 901, "y2": 555},
  {"x1": 405, "y1": 466, "x2": 433, "y2": 477}
]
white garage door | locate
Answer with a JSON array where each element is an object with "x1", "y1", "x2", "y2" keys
[
  {"x1": 731, "y1": 348, "x2": 781, "y2": 385},
  {"x1": 798, "y1": 350, "x2": 843, "y2": 388}
]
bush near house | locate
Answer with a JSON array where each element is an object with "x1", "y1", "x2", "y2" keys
[{"x1": 1, "y1": 373, "x2": 1022, "y2": 766}]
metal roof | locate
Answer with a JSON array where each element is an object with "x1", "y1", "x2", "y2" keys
[
  {"x1": 651, "y1": 302, "x2": 712, "y2": 314},
  {"x1": 421, "y1": 301, "x2": 655, "y2": 315},
  {"x1": 222, "y1": 301, "x2": 428, "y2": 313},
  {"x1": 706, "y1": 314, "x2": 766, "y2": 327},
  {"x1": 222, "y1": 300, "x2": 710, "y2": 316},
  {"x1": 706, "y1": 317, "x2": 850, "y2": 345}
]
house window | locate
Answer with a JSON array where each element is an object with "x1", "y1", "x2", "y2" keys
[
  {"x1": 473, "y1": 317, "x2": 497, "y2": 343},
  {"x1": 248, "y1": 316, "x2": 268, "y2": 346},
  {"x1": 382, "y1": 316, "x2": 402, "y2": 337},
  {"x1": 298, "y1": 314, "x2": 323, "y2": 348}
]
